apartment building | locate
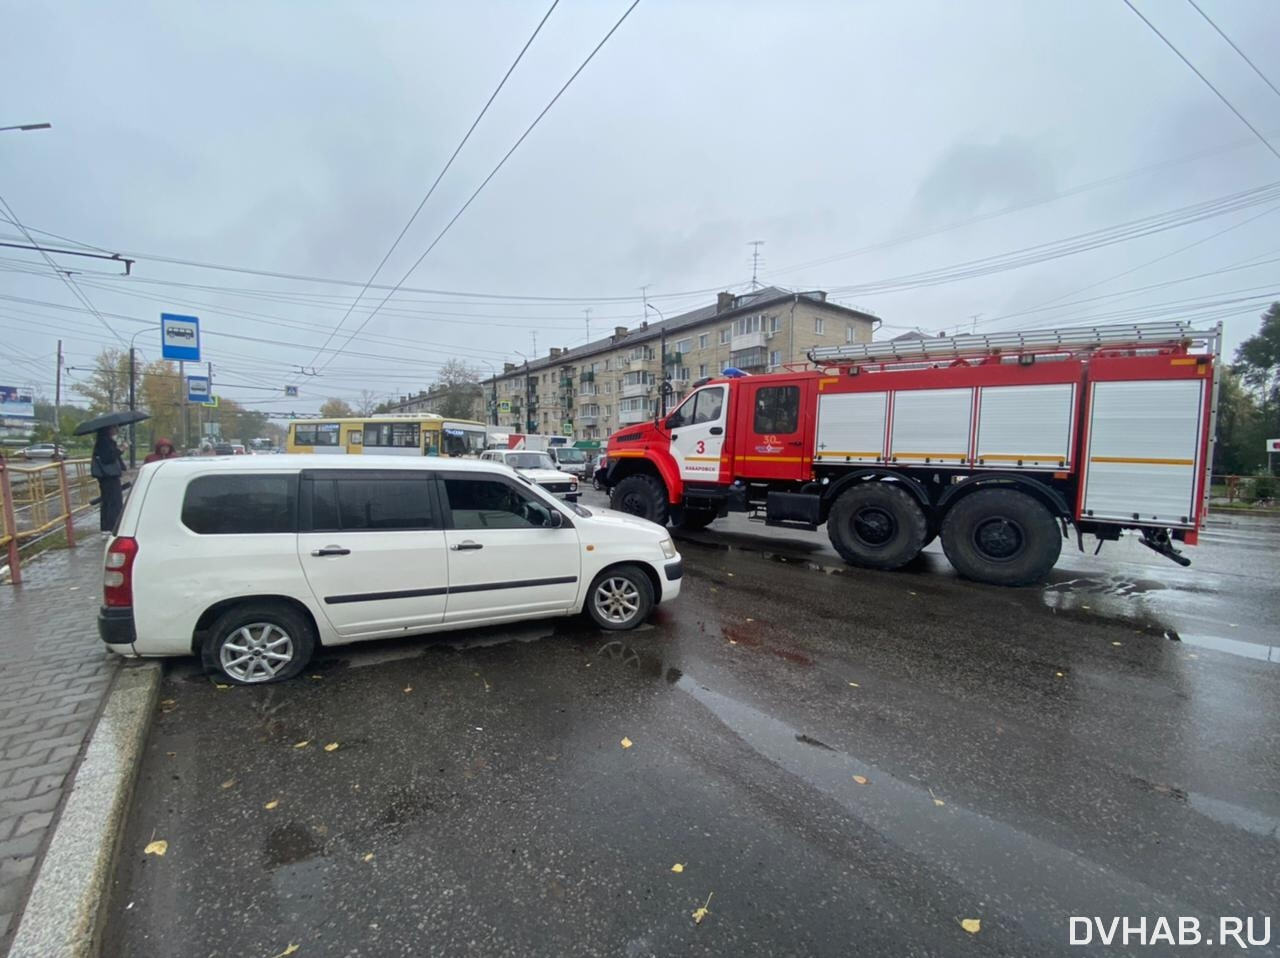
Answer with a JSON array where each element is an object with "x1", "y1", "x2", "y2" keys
[
  {"x1": 383, "y1": 383, "x2": 485, "y2": 421},
  {"x1": 485, "y1": 287, "x2": 878, "y2": 441}
]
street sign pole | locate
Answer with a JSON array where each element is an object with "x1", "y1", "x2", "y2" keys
[{"x1": 179, "y1": 360, "x2": 187, "y2": 450}]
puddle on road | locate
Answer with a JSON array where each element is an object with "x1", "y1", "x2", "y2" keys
[
  {"x1": 1163, "y1": 629, "x2": 1278, "y2": 665},
  {"x1": 1130, "y1": 775, "x2": 1280, "y2": 840}
]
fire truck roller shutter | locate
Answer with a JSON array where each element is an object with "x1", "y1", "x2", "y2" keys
[
  {"x1": 1081, "y1": 379, "x2": 1205, "y2": 526},
  {"x1": 815, "y1": 392, "x2": 887, "y2": 463},
  {"x1": 975, "y1": 383, "x2": 1076, "y2": 469},
  {"x1": 889, "y1": 388, "x2": 972, "y2": 464}
]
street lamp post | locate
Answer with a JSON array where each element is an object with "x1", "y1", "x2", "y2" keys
[
  {"x1": 0, "y1": 122, "x2": 51, "y2": 133},
  {"x1": 645, "y1": 303, "x2": 668, "y2": 417},
  {"x1": 515, "y1": 350, "x2": 533, "y2": 433},
  {"x1": 127, "y1": 326, "x2": 157, "y2": 468}
]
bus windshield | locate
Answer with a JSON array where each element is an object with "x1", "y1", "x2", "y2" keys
[
  {"x1": 443, "y1": 427, "x2": 487, "y2": 457},
  {"x1": 554, "y1": 448, "x2": 586, "y2": 463}
]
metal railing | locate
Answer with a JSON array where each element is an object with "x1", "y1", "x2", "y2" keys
[{"x1": 0, "y1": 458, "x2": 96, "y2": 585}]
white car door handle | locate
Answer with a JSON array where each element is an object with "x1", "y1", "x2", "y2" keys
[
  {"x1": 311, "y1": 546, "x2": 351, "y2": 557},
  {"x1": 451, "y1": 541, "x2": 484, "y2": 551}
]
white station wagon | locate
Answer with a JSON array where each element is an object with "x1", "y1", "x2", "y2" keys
[{"x1": 98, "y1": 456, "x2": 682, "y2": 684}]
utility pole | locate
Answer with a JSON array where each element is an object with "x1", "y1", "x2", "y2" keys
[
  {"x1": 638, "y1": 284, "x2": 650, "y2": 328},
  {"x1": 207, "y1": 360, "x2": 213, "y2": 443},
  {"x1": 54, "y1": 340, "x2": 62, "y2": 442},
  {"x1": 128, "y1": 346, "x2": 137, "y2": 467},
  {"x1": 583, "y1": 307, "x2": 592, "y2": 343},
  {"x1": 749, "y1": 240, "x2": 765, "y2": 289},
  {"x1": 179, "y1": 360, "x2": 187, "y2": 450}
]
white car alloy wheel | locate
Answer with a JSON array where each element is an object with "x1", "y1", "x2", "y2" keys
[
  {"x1": 219, "y1": 622, "x2": 295, "y2": 683},
  {"x1": 593, "y1": 576, "x2": 642, "y2": 626}
]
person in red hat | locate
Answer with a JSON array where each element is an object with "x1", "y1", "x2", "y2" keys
[{"x1": 144, "y1": 437, "x2": 178, "y2": 464}]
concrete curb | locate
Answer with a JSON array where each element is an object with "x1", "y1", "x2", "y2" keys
[{"x1": 8, "y1": 663, "x2": 160, "y2": 958}]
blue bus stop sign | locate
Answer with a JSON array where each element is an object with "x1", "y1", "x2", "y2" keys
[
  {"x1": 161, "y1": 313, "x2": 200, "y2": 361},
  {"x1": 187, "y1": 375, "x2": 211, "y2": 404}
]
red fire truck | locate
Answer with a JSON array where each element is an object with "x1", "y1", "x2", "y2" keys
[{"x1": 603, "y1": 321, "x2": 1220, "y2": 586}]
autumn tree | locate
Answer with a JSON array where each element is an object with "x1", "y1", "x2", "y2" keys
[
  {"x1": 356, "y1": 389, "x2": 381, "y2": 416},
  {"x1": 433, "y1": 359, "x2": 483, "y2": 420},
  {"x1": 137, "y1": 360, "x2": 184, "y2": 446},
  {"x1": 319, "y1": 397, "x2": 355, "y2": 418},
  {"x1": 73, "y1": 348, "x2": 131, "y2": 412}
]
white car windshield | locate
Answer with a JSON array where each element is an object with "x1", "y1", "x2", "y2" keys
[{"x1": 506, "y1": 452, "x2": 555, "y2": 470}]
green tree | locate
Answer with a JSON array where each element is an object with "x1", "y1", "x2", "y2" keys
[
  {"x1": 1231, "y1": 302, "x2": 1280, "y2": 474},
  {"x1": 319, "y1": 398, "x2": 355, "y2": 418},
  {"x1": 1212, "y1": 370, "x2": 1264, "y2": 475},
  {"x1": 138, "y1": 360, "x2": 184, "y2": 447}
]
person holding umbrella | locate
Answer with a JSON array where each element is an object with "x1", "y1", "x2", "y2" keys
[{"x1": 74, "y1": 410, "x2": 150, "y2": 533}]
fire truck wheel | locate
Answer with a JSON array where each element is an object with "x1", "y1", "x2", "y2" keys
[
  {"x1": 611, "y1": 474, "x2": 670, "y2": 525},
  {"x1": 940, "y1": 488, "x2": 1062, "y2": 586},
  {"x1": 826, "y1": 483, "x2": 928, "y2": 570}
]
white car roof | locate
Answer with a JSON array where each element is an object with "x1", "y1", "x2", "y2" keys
[{"x1": 151, "y1": 454, "x2": 506, "y2": 475}]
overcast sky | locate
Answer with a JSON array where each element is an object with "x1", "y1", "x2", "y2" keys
[{"x1": 3, "y1": 0, "x2": 1279, "y2": 415}]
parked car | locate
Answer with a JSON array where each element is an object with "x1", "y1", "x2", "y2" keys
[
  {"x1": 212, "y1": 442, "x2": 235, "y2": 456},
  {"x1": 231, "y1": 443, "x2": 247, "y2": 455},
  {"x1": 479, "y1": 449, "x2": 579, "y2": 502},
  {"x1": 97, "y1": 456, "x2": 681, "y2": 684},
  {"x1": 20, "y1": 443, "x2": 66, "y2": 461}
]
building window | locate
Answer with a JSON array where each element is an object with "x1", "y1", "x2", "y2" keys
[
  {"x1": 720, "y1": 327, "x2": 730, "y2": 345},
  {"x1": 770, "y1": 315, "x2": 780, "y2": 333},
  {"x1": 622, "y1": 371, "x2": 655, "y2": 386},
  {"x1": 814, "y1": 317, "x2": 825, "y2": 334},
  {"x1": 730, "y1": 346, "x2": 768, "y2": 370},
  {"x1": 734, "y1": 315, "x2": 764, "y2": 335},
  {"x1": 698, "y1": 364, "x2": 707, "y2": 378},
  {"x1": 768, "y1": 350, "x2": 781, "y2": 369},
  {"x1": 604, "y1": 358, "x2": 612, "y2": 371},
  {"x1": 699, "y1": 333, "x2": 708, "y2": 350},
  {"x1": 673, "y1": 338, "x2": 692, "y2": 355}
]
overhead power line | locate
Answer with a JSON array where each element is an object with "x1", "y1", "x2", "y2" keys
[
  {"x1": 0, "y1": 192, "x2": 126, "y2": 346},
  {"x1": 302, "y1": 0, "x2": 561, "y2": 371},
  {"x1": 318, "y1": 0, "x2": 643, "y2": 372},
  {"x1": 1121, "y1": 0, "x2": 1280, "y2": 165},
  {"x1": 1185, "y1": 0, "x2": 1280, "y2": 104}
]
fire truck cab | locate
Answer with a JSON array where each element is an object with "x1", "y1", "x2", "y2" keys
[{"x1": 603, "y1": 321, "x2": 1220, "y2": 586}]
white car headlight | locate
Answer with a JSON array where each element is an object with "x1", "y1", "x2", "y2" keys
[
  {"x1": 660, "y1": 537, "x2": 677, "y2": 560},
  {"x1": 570, "y1": 482, "x2": 578, "y2": 491}
]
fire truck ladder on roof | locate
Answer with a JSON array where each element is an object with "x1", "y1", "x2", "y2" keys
[{"x1": 809, "y1": 320, "x2": 1219, "y2": 366}]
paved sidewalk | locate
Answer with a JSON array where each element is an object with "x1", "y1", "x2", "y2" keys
[{"x1": 0, "y1": 524, "x2": 118, "y2": 951}]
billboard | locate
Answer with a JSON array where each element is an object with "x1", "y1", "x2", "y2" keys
[{"x1": 0, "y1": 385, "x2": 35, "y2": 420}]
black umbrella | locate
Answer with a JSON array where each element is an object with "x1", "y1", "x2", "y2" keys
[{"x1": 73, "y1": 409, "x2": 150, "y2": 436}]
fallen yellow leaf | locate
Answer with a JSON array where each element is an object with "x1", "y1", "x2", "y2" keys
[
  {"x1": 692, "y1": 891, "x2": 714, "y2": 924},
  {"x1": 1055, "y1": 671, "x2": 1065, "y2": 677},
  {"x1": 363, "y1": 853, "x2": 374, "y2": 862},
  {"x1": 214, "y1": 683, "x2": 230, "y2": 690},
  {"x1": 848, "y1": 681, "x2": 860, "y2": 687},
  {"x1": 293, "y1": 740, "x2": 310, "y2": 749},
  {"x1": 324, "y1": 742, "x2": 340, "y2": 752},
  {"x1": 268, "y1": 945, "x2": 300, "y2": 958},
  {"x1": 620, "y1": 737, "x2": 633, "y2": 749},
  {"x1": 961, "y1": 918, "x2": 981, "y2": 934},
  {"x1": 402, "y1": 685, "x2": 413, "y2": 694},
  {"x1": 309, "y1": 674, "x2": 323, "y2": 680},
  {"x1": 220, "y1": 778, "x2": 235, "y2": 789},
  {"x1": 1112, "y1": 641, "x2": 1122, "y2": 647},
  {"x1": 158, "y1": 699, "x2": 176, "y2": 707},
  {"x1": 852, "y1": 775, "x2": 870, "y2": 785},
  {"x1": 264, "y1": 799, "x2": 280, "y2": 810},
  {"x1": 933, "y1": 798, "x2": 945, "y2": 807},
  {"x1": 671, "y1": 863, "x2": 684, "y2": 873},
  {"x1": 143, "y1": 839, "x2": 167, "y2": 856}
]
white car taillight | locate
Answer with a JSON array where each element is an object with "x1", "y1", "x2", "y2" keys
[{"x1": 103, "y1": 536, "x2": 138, "y2": 608}]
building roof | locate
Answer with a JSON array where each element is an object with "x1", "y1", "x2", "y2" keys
[{"x1": 486, "y1": 287, "x2": 879, "y2": 380}]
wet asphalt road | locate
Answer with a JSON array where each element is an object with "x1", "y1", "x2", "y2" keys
[{"x1": 105, "y1": 499, "x2": 1279, "y2": 957}]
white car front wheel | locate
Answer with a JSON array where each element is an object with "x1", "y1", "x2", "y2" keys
[{"x1": 586, "y1": 565, "x2": 654, "y2": 630}]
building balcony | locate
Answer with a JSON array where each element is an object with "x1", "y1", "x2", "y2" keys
[
  {"x1": 625, "y1": 356, "x2": 653, "y2": 369},
  {"x1": 730, "y1": 330, "x2": 766, "y2": 352},
  {"x1": 577, "y1": 414, "x2": 598, "y2": 426},
  {"x1": 578, "y1": 384, "x2": 599, "y2": 397},
  {"x1": 618, "y1": 406, "x2": 650, "y2": 425},
  {"x1": 620, "y1": 382, "x2": 651, "y2": 399},
  {"x1": 579, "y1": 371, "x2": 594, "y2": 383}
]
